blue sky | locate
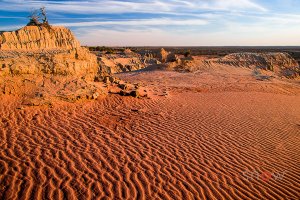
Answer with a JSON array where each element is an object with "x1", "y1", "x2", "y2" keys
[{"x1": 0, "y1": 0, "x2": 300, "y2": 46}]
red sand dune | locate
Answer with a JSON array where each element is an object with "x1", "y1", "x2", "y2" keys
[{"x1": 1, "y1": 68, "x2": 300, "y2": 199}]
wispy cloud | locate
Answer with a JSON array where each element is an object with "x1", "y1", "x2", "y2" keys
[
  {"x1": 1, "y1": 0, "x2": 300, "y2": 45},
  {"x1": 211, "y1": 0, "x2": 266, "y2": 11},
  {"x1": 55, "y1": 18, "x2": 208, "y2": 27},
  {"x1": 0, "y1": 0, "x2": 267, "y2": 14}
]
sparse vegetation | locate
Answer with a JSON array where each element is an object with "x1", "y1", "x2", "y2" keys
[
  {"x1": 105, "y1": 49, "x2": 114, "y2": 54},
  {"x1": 27, "y1": 7, "x2": 50, "y2": 28},
  {"x1": 89, "y1": 46, "x2": 130, "y2": 54},
  {"x1": 267, "y1": 65, "x2": 274, "y2": 71},
  {"x1": 89, "y1": 46, "x2": 114, "y2": 53},
  {"x1": 184, "y1": 50, "x2": 191, "y2": 58}
]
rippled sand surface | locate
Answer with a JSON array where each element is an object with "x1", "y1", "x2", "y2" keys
[{"x1": 1, "y1": 69, "x2": 300, "y2": 199}]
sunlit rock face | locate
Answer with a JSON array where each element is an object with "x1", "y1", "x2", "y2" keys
[
  {"x1": 0, "y1": 25, "x2": 98, "y2": 78},
  {"x1": 0, "y1": 26, "x2": 80, "y2": 50}
]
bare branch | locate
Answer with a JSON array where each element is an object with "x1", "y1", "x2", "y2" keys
[
  {"x1": 40, "y1": 6, "x2": 48, "y2": 23},
  {"x1": 27, "y1": 7, "x2": 49, "y2": 26}
]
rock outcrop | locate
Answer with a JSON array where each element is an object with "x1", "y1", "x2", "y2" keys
[
  {"x1": 0, "y1": 26, "x2": 80, "y2": 50},
  {"x1": 158, "y1": 48, "x2": 169, "y2": 63},
  {"x1": 97, "y1": 54, "x2": 147, "y2": 74},
  {"x1": 219, "y1": 53, "x2": 298, "y2": 69},
  {"x1": 157, "y1": 48, "x2": 182, "y2": 64},
  {"x1": 218, "y1": 53, "x2": 300, "y2": 78},
  {"x1": 0, "y1": 48, "x2": 98, "y2": 78},
  {"x1": 146, "y1": 52, "x2": 300, "y2": 78},
  {"x1": 0, "y1": 25, "x2": 98, "y2": 79},
  {"x1": 0, "y1": 24, "x2": 148, "y2": 105}
]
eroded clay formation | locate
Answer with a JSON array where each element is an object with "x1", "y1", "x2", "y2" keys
[{"x1": 0, "y1": 24, "x2": 148, "y2": 106}]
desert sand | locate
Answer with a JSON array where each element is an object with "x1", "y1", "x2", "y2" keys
[
  {"x1": 1, "y1": 66, "x2": 300, "y2": 199},
  {"x1": 1, "y1": 22, "x2": 300, "y2": 199}
]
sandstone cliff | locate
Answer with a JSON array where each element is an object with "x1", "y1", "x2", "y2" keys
[
  {"x1": 0, "y1": 26, "x2": 80, "y2": 50},
  {"x1": 0, "y1": 25, "x2": 148, "y2": 105},
  {"x1": 0, "y1": 25, "x2": 98, "y2": 78},
  {"x1": 0, "y1": 48, "x2": 98, "y2": 78}
]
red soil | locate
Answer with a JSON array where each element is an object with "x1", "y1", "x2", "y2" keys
[{"x1": 1, "y1": 67, "x2": 300, "y2": 199}]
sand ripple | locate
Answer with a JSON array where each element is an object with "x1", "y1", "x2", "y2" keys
[{"x1": 1, "y1": 89, "x2": 300, "y2": 199}]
